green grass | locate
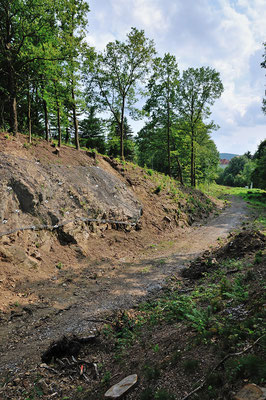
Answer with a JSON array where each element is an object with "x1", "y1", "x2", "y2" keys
[{"x1": 200, "y1": 184, "x2": 266, "y2": 229}]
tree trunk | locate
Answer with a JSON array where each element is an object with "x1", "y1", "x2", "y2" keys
[
  {"x1": 0, "y1": 101, "x2": 5, "y2": 130},
  {"x1": 27, "y1": 81, "x2": 32, "y2": 143},
  {"x1": 176, "y1": 156, "x2": 184, "y2": 185},
  {"x1": 167, "y1": 102, "x2": 171, "y2": 176},
  {"x1": 54, "y1": 83, "x2": 61, "y2": 147},
  {"x1": 120, "y1": 98, "x2": 125, "y2": 160},
  {"x1": 43, "y1": 99, "x2": 49, "y2": 141},
  {"x1": 9, "y1": 66, "x2": 18, "y2": 135},
  {"x1": 6, "y1": 13, "x2": 18, "y2": 136},
  {"x1": 65, "y1": 126, "x2": 70, "y2": 144},
  {"x1": 40, "y1": 79, "x2": 49, "y2": 141},
  {"x1": 191, "y1": 132, "x2": 195, "y2": 187},
  {"x1": 11, "y1": 95, "x2": 18, "y2": 135},
  {"x1": 57, "y1": 103, "x2": 61, "y2": 148},
  {"x1": 71, "y1": 86, "x2": 80, "y2": 150}
]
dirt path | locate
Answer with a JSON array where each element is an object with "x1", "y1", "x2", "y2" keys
[{"x1": 0, "y1": 196, "x2": 249, "y2": 378}]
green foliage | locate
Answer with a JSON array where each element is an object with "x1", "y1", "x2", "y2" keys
[
  {"x1": 154, "y1": 185, "x2": 162, "y2": 194},
  {"x1": 101, "y1": 371, "x2": 111, "y2": 385},
  {"x1": 252, "y1": 139, "x2": 266, "y2": 190},
  {"x1": 143, "y1": 53, "x2": 180, "y2": 176},
  {"x1": 226, "y1": 355, "x2": 266, "y2": 383},
  {"x1": 79, "y1": 106, "x2": 106, "y2": 153},
  {"x1": 254, "y1": 250, "x2": 263, "y2": 264},
  {"x1": 205, "y1": 372, "x2": 224, "y2": 388},
  {"x1": 106, "y1": 116, "x2": 136, "y2": 161},
  {"x1": 183, "y1": 359, "x2": 200, "y2": 374},
  {"x1": 86, "y1": 27, "x2": 155, "y2": 159},
  {"x1": 171, "y1": 350, "x2": 182, "y2": 365},
  {"x1": 140, "y1": 388, "x2": 154, "y2": 400},
  {"x1": 143, "y1": 364, "x2": 161, "y2": 381},
  {"x1": 177, "y1": 67, "x2": 223, "y2": 186},
  {"x1": 23, "y1": 142, "x2": 31, "y2": 150},
  {"x1": 217, "y1": 140, "x2": 266, "y2": 191},
  {"x1": 217, "y1": 155, "x2": 254, "y2": 187},
  {"x1": 56, "y1": 262, "x2": 63, "y2": 270},
  {"x1": 138, "y1": 256, "x2": 265, "y2": 350},
  {"x1": 154, "y1": 389, "x2": 176, "y2": 400}
]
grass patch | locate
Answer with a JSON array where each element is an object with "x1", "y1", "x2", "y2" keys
[{"x1": 200, "y1": 184, "x2": 266, "y2": 229}]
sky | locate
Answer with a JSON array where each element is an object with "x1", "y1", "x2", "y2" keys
[{"x1": 86, "y1": 0, "x2": 266, "y2": 155}]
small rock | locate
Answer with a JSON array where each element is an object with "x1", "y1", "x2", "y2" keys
[
  {"x1": 234, "y1": 384, "x2": 266, "y2": 400},
  {"x1": 105, "y1": 374, "x2": 138, "y2": 398},
  {"x1": 30, "y1": 251, "x2": 42, "y2": 260},
  {"x1": 163, "y1": 216, "x2": 171, "y2": 223}
]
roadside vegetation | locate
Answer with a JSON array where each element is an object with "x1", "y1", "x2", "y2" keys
[
  {"x1": 2, "y1": 185, "x2": 264, "y2": 400},
  {"x1": 200, "y1": 183, "x2": 266, "y2": 230},
  {"x1": 76, "y1": 185, "x2": 266, "y2": 399}
]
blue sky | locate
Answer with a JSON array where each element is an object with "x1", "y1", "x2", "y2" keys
[{"x1": 86, "y1": 0, "x2": 266, "y2": 155}]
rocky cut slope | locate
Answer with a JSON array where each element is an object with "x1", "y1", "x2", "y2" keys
[
  {"x1": 0, "y1": 132, "x2": 216, "y2": 311},
  {"x1": 0, "y1": 151, "x2": 142, "y2": 247}
]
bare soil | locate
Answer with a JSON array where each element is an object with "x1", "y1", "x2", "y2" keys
[
  {"x1": 0, "y1": 195, "x2": 249, "y2": 374},
  {"x1": 0, "y1": 133, "x2": 257, "y2": 399}
]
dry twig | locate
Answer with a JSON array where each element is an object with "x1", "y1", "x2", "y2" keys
[{"x1": 181, "y1": 335, "x2": 265, "y2": 400}]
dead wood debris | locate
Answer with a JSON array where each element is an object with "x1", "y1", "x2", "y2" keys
[{"x1": 41, "y1": 334, "x2": 98, "y2": 364}]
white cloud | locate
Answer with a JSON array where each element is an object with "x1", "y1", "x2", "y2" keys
[
  {"x1": 213, "y1": 124, "x2": 266, "y2": 154},
  {"x1": 86, "y1": 33, "x2": 116, "y2": 51},
  {"x1": 131, "y1": 0, "x2": 169, "y2": 32}
]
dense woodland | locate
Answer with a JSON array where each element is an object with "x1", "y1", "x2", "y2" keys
[{"x1": 0, "y1": 1, "x2": 265, "y2": 187}]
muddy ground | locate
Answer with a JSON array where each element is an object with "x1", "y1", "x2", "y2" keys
[{"x1": 0, "y1": 195, "x2": 250, "y2": 381}]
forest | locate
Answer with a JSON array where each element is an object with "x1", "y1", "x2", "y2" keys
[{"x1": 0, "y1": 0, "x2": 265, "y2": 188}]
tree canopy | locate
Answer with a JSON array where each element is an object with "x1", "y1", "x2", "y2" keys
[
  {"x1": 0, "y1": 2, "x2": 227, "y2": 187},
  {"x1": 86, "y1": 27, "x2": 155, "y2": 159},
  {"x1": 177, "y1": 67, "x2": 223, "y2": 186}
]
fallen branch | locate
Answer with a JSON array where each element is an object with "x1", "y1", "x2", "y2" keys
[
  {"x1": 181, "y1": 335, "x2": 265, "y2": 400},
  {"x1": 51, "y1": 357, "x2": 100, "y2": 380},
  {"x1": 39, "y1": 365, "x2": 59, "y2": 374}
]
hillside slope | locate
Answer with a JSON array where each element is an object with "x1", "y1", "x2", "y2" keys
[{"x1": 0, "y1": 132, "x2": 216, "y2": 312}]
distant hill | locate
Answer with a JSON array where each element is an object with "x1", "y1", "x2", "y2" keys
[{"x1": 219, "y1": 153, "x2": 239, "y2": 160}]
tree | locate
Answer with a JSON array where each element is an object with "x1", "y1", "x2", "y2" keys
[
  {"x1": 79, "y1": 106, "x2": 106, "y2": 153},
  {"x1": 252, "y1": 139, "x2": 266, "y2": 189},
  {"x1": 58, "y1": 0, "x2": 91, "y2": 150},
  {"x1": 137, "y1": 121, "x2": 170, "y2": 173},
  {"x1": 144, "y1": 53, "x2": 180, "y2": 177},
  {"x1": 177, "y1": 67, "x2": 223, "y2": 186},
  {"x1": 217, "y1": 155, "x2": 253, "y2": 187},
  {"x1": 107, "y1": 116, "x2": 135, "y2": 161},
  {"x1": 87, "y1": 27, "x2": 155, "y2": 159},
  {"x1": 0, "y1": 0, "x2": 92, "y2": 148},
  {"x1": 0, "y1": 0, "x2": 59, "y2": 134},
  {"x1": 261, "y1": 42, "x2": 266, "y2": 115}
]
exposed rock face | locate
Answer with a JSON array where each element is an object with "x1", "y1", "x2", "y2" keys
[
  {"x1": 0, "y1": 245, "x2": 38, "y2": 269},
  {"x1": 10, "y1": 178, "x2": 37, "y2": 215},
  {"x1": 0, "y1": 153, "x2": 142, "y2": 246}
]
